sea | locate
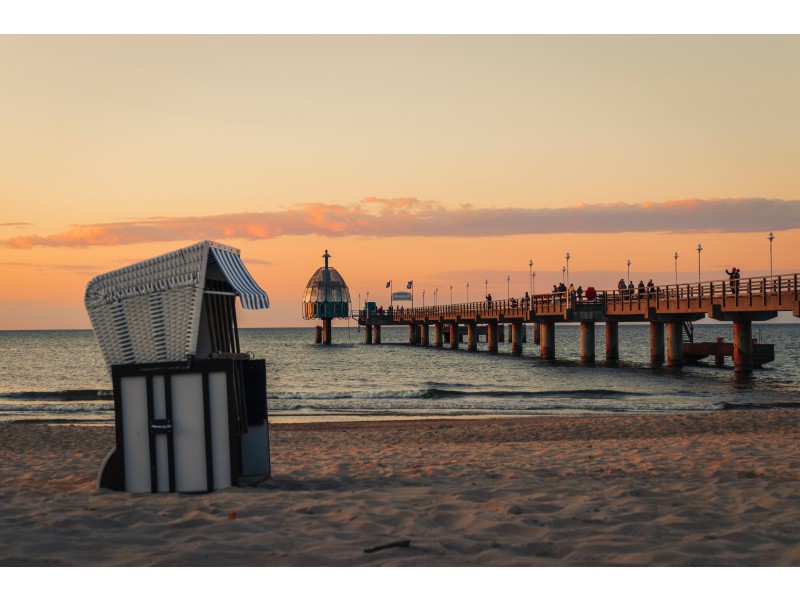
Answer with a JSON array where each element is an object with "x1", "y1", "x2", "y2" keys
[{"x1": 1, "y1": 324, "x2": 799, "y2": 424}]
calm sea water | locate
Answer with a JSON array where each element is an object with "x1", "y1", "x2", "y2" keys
[{"x1": 1, "y1": 324, "x2": 799, "y2": 424}]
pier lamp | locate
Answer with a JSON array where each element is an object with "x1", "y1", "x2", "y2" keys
[
  {"x1": 466, "y1": 282, "x2": 470, "y2": 303},
  {"x1": 529, "y1": 259, "x2": 533, "y2": 296},
  {"x1": 565, "y1": 252, "x2": 571, "y2": 286},
  {"x1": 768, "y1": 232, "x2": 774, "y2": 277},
  {"x1": 626, "y1": 259, "x2": 631, "y2": 282},
  {"x1": 507, "y1": 274, "x2": 510, "y2": 299},
  {"x1": 697, "y1": 244, "x2": 702, "y2": 283},
  {"x1": 435, "y1": 287, "x2": 438, "y2": 306},
  {"x1": 485, "y1": 278, "x2": 488, "y2": 298},
  {"x1": 450, "y1": 285, "x2": 453, "y2": 304},
  {"x1": 674, "y1": 252, "x2": 679, "y2": 285},
  {"x1": 423, "y1": 290, "x2": 425, "y2": 308}
]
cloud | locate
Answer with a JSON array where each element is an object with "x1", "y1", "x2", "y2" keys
[
  {"x1": 0, "y1": 262, "x2": 103, "y2": 275},
  {"x1": 2, "y1": 197, "x2": 798, "y2": 249},
  {"x1": 0, "y1": 222, "x2": 32, "y2": 227}
]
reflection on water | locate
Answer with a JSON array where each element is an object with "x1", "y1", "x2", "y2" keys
[{"x1": 733, "y1": 370, "x2": 754, "y2": 389}]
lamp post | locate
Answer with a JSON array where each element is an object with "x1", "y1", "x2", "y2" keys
[
  {"x1": 484, "y1": 278, "x2": 488, "y2": 299},
  {"x1": 697, "y1": 244, "x2": 702, "y2": 284},
  {"x1": 674, "y1": 252, "x2": 679, "y2": 285},
  {"x1": 565, "y1": 252, "x2": 571, "y2": 286},
  {"x1": 423, "y1": 290, "x2": 426, "y2": 308},
  {"x1": 626, "y1": 259, "x2": 631, "y2": 283},
  {"x1": 768, "y1": 232, "x2": 774, "y2": 277},
  {"x1": 507, "y1": 274, "x2": 510, "y2": 299},
  {"x1": 450, "y1": 285, "x2": 453, "y2": 304},
  {"x1": 466, "y1": 282, "x2": 470, "y2": 303},
  {"x1": 434, "y1": 287, "x2": 438, "y2": 306},
  {"x1": 528, "y1": 259, "x2": 533, "y2": 296},
  {"x1": 562, "y1": 266, "x2": 566, "y2": 284}
]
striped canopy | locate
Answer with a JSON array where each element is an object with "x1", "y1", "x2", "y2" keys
[{"x1": 209, "y1": 245, "x2": 270, "y2": 310}]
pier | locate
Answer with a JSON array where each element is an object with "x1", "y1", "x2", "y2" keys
[{"x1": 356, "y1": 272, "x2": 800, "y2": 372}]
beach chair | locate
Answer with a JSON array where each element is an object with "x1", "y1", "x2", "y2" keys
[{"x1": 85, "y1": 241, "x2": 271, "y2": 493}]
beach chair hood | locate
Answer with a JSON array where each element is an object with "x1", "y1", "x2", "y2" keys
[{"x1": 84, "y1": 240, "x2": 269, "y2": 368}]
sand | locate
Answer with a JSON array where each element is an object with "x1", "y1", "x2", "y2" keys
[{"x1": 0, "y1": 410, "x2": 799, "y2": 567}]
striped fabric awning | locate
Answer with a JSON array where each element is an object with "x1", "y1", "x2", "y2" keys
[{"x1": 209, "y1": 246, "x2": 270, "y2": 310}]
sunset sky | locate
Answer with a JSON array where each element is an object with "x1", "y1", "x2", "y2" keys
[{"x1": 1, "y1": 35, "x2": 799, "y2": 329}]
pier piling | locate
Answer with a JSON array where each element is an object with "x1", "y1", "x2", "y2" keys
[
  {"x1": 434, "y1": 323, "x2": 443, "y2": 347},
  {"x1": 666, "y1": 321, "x2": 683, "y2": 367},
  {"x1": 580, "y1": 322, "x2": 595, "y2": 364},
  {"x1": 540, "y1": 322, "x2": 555, "y2": 360},
  {"x1": 467, "y1": 323, "x2": 478, "y2": 352},
  {"x1": 449, "y1": 323, "x2": 459, "y2": 349},
  {"x1": 605, "y1": 321, "x2": 619, "y2": 361},
  {"x1": 732, "y1": 319, "x2": 753, "y2": 372},
  {"x1": 650, "y1": 321, "x2": 665, "y2": 366},
  {"x1": 511, "y1": 322, "x2": 523, "y2": 356},
  {"x1": 487, "y1": 322, "x2": 498, "y2": 353}
]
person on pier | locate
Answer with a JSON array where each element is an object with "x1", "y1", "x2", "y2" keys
[
  {"x1": 618, "y1": 278, "x2": 627, "y2": 299},
  {"x1": 726, "y1": 267, "x2": 737, "y2": 293},
  {"x1": 638, "y1": 280, "x2": 646, "y2": 299}
]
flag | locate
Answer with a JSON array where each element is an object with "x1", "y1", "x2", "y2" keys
[
  {"x1": 407, "y1": 280, "x2": 413, "y2": 289},
  {"x1": 386, "y1": 281, "x2": 391, "y2": 288}
]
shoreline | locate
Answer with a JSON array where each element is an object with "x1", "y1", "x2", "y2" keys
[
  {"x1": 1, "y1": 410, "x2": 799, "y2": 566},
  {"x1": 6, "y1": 401, "x2": 800, "y2": 427}
]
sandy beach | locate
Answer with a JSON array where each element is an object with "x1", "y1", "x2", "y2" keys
[{"x1": 1, "y1": 410, "x2": 799, "y2": 567}]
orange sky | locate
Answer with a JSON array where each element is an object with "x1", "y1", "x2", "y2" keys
[{"x1": 1, "y1": 35, "x2": 799, "y2": 329}]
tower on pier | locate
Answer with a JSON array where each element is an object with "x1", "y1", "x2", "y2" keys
[{"x1": 301, "y1": 250, "x2": 351, "y2": 344}]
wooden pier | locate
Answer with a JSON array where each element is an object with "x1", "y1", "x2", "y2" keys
[{"x1": 356, "y1": 272, "x2": 800, "y2": 372}]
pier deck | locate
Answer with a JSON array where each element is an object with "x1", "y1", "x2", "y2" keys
[{"x1": 355, "y1": 272, "x2": 799, "y2": 371}]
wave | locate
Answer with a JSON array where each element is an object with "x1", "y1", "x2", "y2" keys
[
  {"x1": 721, "y1": 401, "x2": 800, "y2": 410},
  {"x1": 0, "y1": 389, "x2": 113, "y2": 401},
  {"x1": 269, "y1": 387, "x2": 655, "y2": 401}
]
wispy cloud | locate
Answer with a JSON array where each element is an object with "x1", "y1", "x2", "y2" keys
[
  {"x1": 0, "y1": 222, "x2": 32, "y2": 228},
  {"x1": 0, "y1": 262, "x2": 103, "y2": 275},
  {"x1": 2, "y1": 197, "x2": 798, "y2": 249}
]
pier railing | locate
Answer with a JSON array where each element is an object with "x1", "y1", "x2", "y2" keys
[{"x1": 355, "y1": 272, "x2": 800, "y2": 323}]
